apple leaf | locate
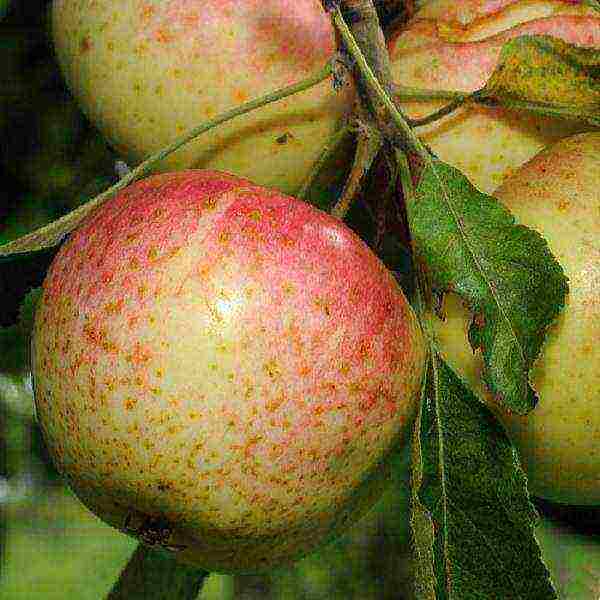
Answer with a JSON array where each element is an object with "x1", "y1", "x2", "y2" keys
[
  {"x1": 480, "y1": 35, "x2": 600, "y2": 126},
  {"x1": 410, "y1": 354, "x2": 557, "y2": 599},
  {"x1": 405, "y1": 159, "x2": 568, "y2": 414},
  {"x1": 107, "y1": 545, "x2": 208, "y2": 600},
  {"x1": 0, "y1": 288, "x2": 41, "y2": 421},
  {"x1": 17, "y1": 286, "x2": 42, "y2": 334}
]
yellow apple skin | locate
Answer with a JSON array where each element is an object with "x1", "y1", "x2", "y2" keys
[
  {"x1": 390, "y1": 0, "x2": 600, "y2": 194},
  {"x1": 51, "y1": 0, "x2": 353, "y2": 195},
  {"x1": 430, "y1": 132, "x2": 600, "y2": 505}
]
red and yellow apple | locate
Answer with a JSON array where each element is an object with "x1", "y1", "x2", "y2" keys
[
  {"x1": 31, "y1": 170, "x2": 426, "y2": 572},
  {"x1": 430, "y1": 132, "x2": 600, "y2": 505},
  {"x1": 51, "y1": 0, "x2": 353, "y2": 194}
]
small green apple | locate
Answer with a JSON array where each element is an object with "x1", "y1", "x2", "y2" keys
[
  {"x1": 31, "y1": 170, "x2": 426, "y2": 573},
  {"x1": 430, "y1": 132, "x2": 600, "y2": 505}
]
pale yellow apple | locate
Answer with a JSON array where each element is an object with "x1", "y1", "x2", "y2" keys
[
  {"x1": 52, "y1": 0, "x2": 353, "y2": 194},
  {"x1": 53, "y1": 0, "x2": 600, "y2": 199},
  {"x1": 390, "y1": 0, "x2": 600, "y2": 193},
  {"x1": 430, "y1": 132, "x2": 600, "y2": 505}
]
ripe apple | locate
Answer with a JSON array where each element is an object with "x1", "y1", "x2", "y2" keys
[
  {"x1": 31, "y1": 170, "x2": 426, "y2": 573},
  {"x1": 51, "y1": 0, "x2": 353, "y2": 194},
  {"x1": 390, "y1": 0, "x2": 600, "y2": 193},
  {"x1": 429, "y1": 132, "x2": 600, "y2": 505}
]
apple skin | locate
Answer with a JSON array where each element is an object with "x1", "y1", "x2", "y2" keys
[
  {"x1": 430, "y1": 132, "x2": 600, "y2": 505},
  {"x1": 31, "y1": 170, "x2": 426, "y2": 573},
  {"x1": 390, "y1": 0, "x2": 600, "y2": 193},
  {"x1": 51, "y1": 0, "x2": 353, "y2": 194}
]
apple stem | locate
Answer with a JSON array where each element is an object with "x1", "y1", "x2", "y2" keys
[
  {"x1": 394, "y1": 85, "x2": 467, "y2": 102},
  {"x1": 408, "y1": 94, "x2": 473, "y2": 128}
]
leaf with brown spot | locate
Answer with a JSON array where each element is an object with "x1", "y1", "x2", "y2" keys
[{"x1": 481, "y1": 35, "x2": 600, "y2": 126}]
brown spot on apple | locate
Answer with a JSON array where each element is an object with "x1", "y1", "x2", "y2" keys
[{"x1": 79, "y1": 36, "x2": 92, "y2": 53}]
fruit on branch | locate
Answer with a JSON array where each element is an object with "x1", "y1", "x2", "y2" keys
[
  {"x1": 429, "y1": 132, "x2": 600, "y2": 505},
  {"x1": 52, "y1": 0, "x2": 599, "y2": 201},
  {"x1": 31, "y1": 170, "x2": 426, "y2": 573},
  {"x1": 51, "y1": 0, "x2": 352, "y2": 194},
  {"x1": 390, "y1": 0, "x2": 600, "y2": 193}
]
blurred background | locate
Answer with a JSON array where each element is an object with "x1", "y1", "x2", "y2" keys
[{"x1": 0, "y1": 1, "x2": 598, "y2": 598}]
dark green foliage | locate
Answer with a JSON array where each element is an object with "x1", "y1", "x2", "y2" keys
[
  {"x1": 107, "y1": 545, "x2": 208, "y2": 600},
  {"x1": 410, "y1": 356, "x2": 557, "y2": 599}
]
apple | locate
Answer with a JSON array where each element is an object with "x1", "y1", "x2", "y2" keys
[
  {"x1": 51, "y1": 0, "x2": 353, "y2": 195},
  {"x1": 429, "y1": 132, "x2": 600, "y2": 505},
  {"x1": 390, "y1": 0, "x2": 600, "y2": 193},
  {"x1": 31, "y1": 170, "x2": 426, "y2": 573}
]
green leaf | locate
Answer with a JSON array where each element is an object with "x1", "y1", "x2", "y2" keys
[
  {"x1": 107, "y1": 545, "x2": 208, "y2": 600},
  {"x1": 406, "y1": 160, "x2": 568, "y2": 414},
  {"x1": 0, "y1": 325, "x2": 29, "y2": 374},
  {"x1": 0, "y1": 289, "x2": 41, "y2": 421},
  {"x1": 410, "y1": 355, "x2": 557, "y2": 599},
  {"x1": 17, "y1": 286, "x2": 42, "y2": 335},
  {"x1": 481, "y1": 35, "x2": 600, "y2": 126},
  {"x1": 409, "y1": 361, "x2": 437, "y2": 600}
]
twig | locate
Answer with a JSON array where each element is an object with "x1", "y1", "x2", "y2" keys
[
  {"x1": 330, "y1": 110, "x2": 383, "y2": 219},
  {"x1": 325, "y1": 1, "x2": 431, "y2": 164},
  {"x1": 0, "y1": 64, "x2": 332, "y2": 257}
]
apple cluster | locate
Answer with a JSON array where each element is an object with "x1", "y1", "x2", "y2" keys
[{"x1": 31, "y1": 0, "x2": 600, "y2": 574}]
